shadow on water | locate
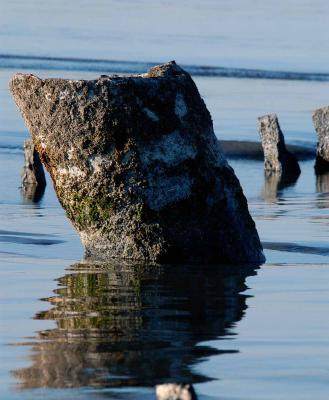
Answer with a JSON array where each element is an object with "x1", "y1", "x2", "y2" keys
[
  {"x1": 12, "y1": 261, "x2": 259, "y2": 391},
  {"x1": 261, "y1": 170, "x2": 300, "y2": 203}
]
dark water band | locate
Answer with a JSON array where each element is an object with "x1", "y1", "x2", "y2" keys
[{"x1": 2, "y1": 54, "x2": 329, "y2": 82}]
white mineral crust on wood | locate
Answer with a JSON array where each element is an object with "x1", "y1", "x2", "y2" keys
[{"x1": 11, "y1": 61, "x2": 265, "y2": 264}]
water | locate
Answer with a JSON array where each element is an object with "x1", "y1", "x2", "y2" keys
[{"x1": 1, "y1": 1, "x2": 329, "y2": 399}]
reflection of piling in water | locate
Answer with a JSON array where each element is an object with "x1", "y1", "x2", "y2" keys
[
  {"x1": 313, "y1": 106, "x2": 329, "y2": 174},
  {"x1": 13, "y1": 261, "x2": 258, "y2": 390},
  {"x1": 262, "y1": 171, "x2": 282, "y2": 202},
  {"x1": 316, "y1": 172, "x2": 329, "y2": 193},
  {"x1": 21, "y1": 182, "x2": 46, "y2": 203},
  {"x1": 21, "y1": 139, "x2": 46, "y2": 202},
  {"x1": 262, "y1": 170, "x2": 299, "y2": 203},
  {"x1": 315, "y1": 172, "x2": 329, "y2": 209},
  {"x1": 257, "y1": 114, "x2": 300, "y2": 176}
]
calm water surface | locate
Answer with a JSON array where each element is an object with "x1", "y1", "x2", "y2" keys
[{"x1": 1, "y1": 1, "x2": 329, "y2": 399}]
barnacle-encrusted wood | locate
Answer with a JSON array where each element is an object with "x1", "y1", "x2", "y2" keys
[
  {"x1": 313, "y1": 106, "x2": 329, "y2": 173},
  {"x1": 10, "y1": 61, "x2": 265, "y2": 263},
  {"x1": 257, "y1": 113, "x2": 300, "y2": 176}
]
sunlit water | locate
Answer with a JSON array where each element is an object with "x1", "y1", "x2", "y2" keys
[{"x1": 1, "y1": 1, "x2": 329, "y2": 399}]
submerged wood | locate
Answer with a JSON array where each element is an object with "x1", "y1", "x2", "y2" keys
[
  {"x1": 10, "y1": 61, "x2": 265, "y2": 264},
  {"x1": 257, "y1": 113, "x2": 300, "y2": 177}
]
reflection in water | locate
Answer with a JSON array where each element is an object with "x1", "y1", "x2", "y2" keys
[
  {"x1": 21, "y1": 184, "x2": 45, "y2": 203},
  {"x1": 13, "y1": 262, "x2": 258, "y2": 390},
  {"x1": 262, "y1": 170, "x2": 300, "y2": 203},
  {"x1": 316, "y1": 172, "x2": 329, "y2": 194},
  {"x1": 315, "y1": 172, "x2": 329, "y2": 209}
]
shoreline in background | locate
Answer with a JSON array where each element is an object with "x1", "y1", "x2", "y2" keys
[
  {"x1": 220, "y1": 140, "x2": 315, "y2": 160},
  {"x1": 0, "y1": 139, "x2": 316, "y2": 160}
]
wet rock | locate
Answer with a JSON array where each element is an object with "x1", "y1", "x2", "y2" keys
[
  {"x1": 155, "y1": 383, "x2": 197, "y2": 400},
  {"x1": 312, "y1": 106, "x2": 329, "y2": 173},
  {"x1": 257, "y1": 113, "x2": 300, "y2": 176},
  {"x1": 10, "y1": 61, "x2": 265, "y2": 264}
]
